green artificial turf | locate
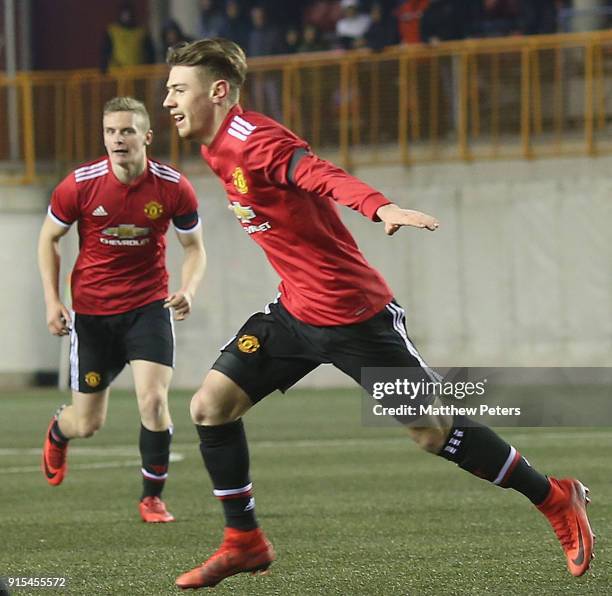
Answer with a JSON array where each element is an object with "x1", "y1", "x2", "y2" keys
[{"x1": 0, "y1": 388, "x2": 609, "y2": 595}]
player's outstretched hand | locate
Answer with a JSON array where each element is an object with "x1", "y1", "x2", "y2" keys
[
  {"x1": 164, "y1": 290, "x2": 193, "y2": 321},
  {"x1": 46, "y1": 300, "x2": 72, "y2": 336},
  {"x1": 376, "y1": 204, "x2": 439, "y2": 236}
]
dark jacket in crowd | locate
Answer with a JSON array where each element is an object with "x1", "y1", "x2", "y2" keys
[
  {"x1": 421, "y1": 0, "x2": 483, "y2": 42},
  {"x1": 218, "y1": 15, "x2": 251, "y2": 50},
  {"x1": 519, "y1": 0, "x2": 557, "y2": 35},
  {"x1": 365, "y1": 5, "x2": 400, "y2": 51},
  {"x1": 248, "y1": 25, "x2": 285, "y2": 57}
]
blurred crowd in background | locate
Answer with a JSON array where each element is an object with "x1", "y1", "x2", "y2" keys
[{"x1": 103, "y1": 0, "x2": 610, "y2": 70}]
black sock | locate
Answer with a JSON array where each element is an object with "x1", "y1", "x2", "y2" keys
[
  {"x1": 197, "y1": 419, "x2": 257, "y2": 531},
  {"x1": 139, "y1": 424, "x2": 172, "y2": 500},
  {"x1": 438, "y1": 415, "x2": 551, "y2": 505},
  {"x1": 49, "y1": 418, "x2": 69, "y2": 446}
]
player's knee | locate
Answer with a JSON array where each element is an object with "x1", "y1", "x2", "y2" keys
[
  {"x1": 75, "y1": 417, "x2": 104, "y2": 438},
  {"x1": 139, "y1": 391, "x2": 168, "y2": 422},
  {"x1": 407, "y1": 426, "x2": 448, "y2": 454},
  {"x1": 190, "y1": 391, "x2": 235, "y2": 426}
]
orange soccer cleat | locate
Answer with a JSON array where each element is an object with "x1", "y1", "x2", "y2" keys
[
  {"x1": 537, "y1": 477, "x2": 595, "y2": 577},
  {"x1": 41, "y1": 407, "x2": 68, "y2": 486},
  {"x1": 139, "y1": 496, "x2": 176, "y2": 523},
  {"x1": 176, "y1": 527, "x2": 275, "y2": 589}
]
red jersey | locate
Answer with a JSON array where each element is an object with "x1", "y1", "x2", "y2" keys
[
  {"x1": 49, "y1": 157, "x2": 200, "y2": 315},
  {"x1": 201, "y1": 106, "x2": 393, "y2": 326}
]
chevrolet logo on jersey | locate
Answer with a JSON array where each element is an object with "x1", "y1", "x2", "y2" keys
[
  {"x1": 231, "y1": 202, "x2": 256, "y2": 223},
  {"x1": 101, "y1": 224, "x2": 150, "y2": 246}
]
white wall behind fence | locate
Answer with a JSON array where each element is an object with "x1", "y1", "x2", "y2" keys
[{"x1": 2, "y1": 155, "x2": 611, "y2": 390}]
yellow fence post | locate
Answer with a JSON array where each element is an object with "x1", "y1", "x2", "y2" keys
[
  {"x1": 595, "y1": 43, "x2": 605, "y2": 131},
  {"x1": 90, "y1": 77, "x2": 102, "y2": 157},
  {"x1": 350, "y1": 61, "x2": 361, "y2": 147},
  {"x1": 458, "y1": 51, "x2": 470, "y2": 160},
  {"x1": 73, "y1": 76, "x2": 85, "y2": 164},
  {"x1": 311, "y1": 66, "x2": 322, "y2": 149},
  {"x1": 282, "y1": 65, "x2": 292, "y2": 129},
  {"x1": 469, "y1": 53, "x2": 480, "y2": 140},
  {"x1": 490, "y1": 52, "x2": 500, "y2": 156},
  {"x1": 531, "y1": 49, "x2": 542, "y2": 136},
  {"x1": 19, "y1": 75, "x2": 36, "y2": 183},
  {"x1": 553, "y1": 47, "x2": 564, "y2": 152},
  {"x1": 408, "y1": 56, "x2": 420, "y2": 142},
  {"x1": 64, "y1": 79, "x2": 71, "y2": 165},
  {"x1": 398, "y1": 55, "x2": 410, "y2": 165},
  {"x1": 369, "y1": 58, "x2": 380, "y2": 161},
  {"x1": 54, "y1": 81, "x2": 64, "y2": 170},
  {"x1": 339, "y1": 59, "x2": 351, "y2": 170},
  {"x1": 520, "y1": 46, "x2": 532, "y2": 159},
  {"x1": 429, "y1": 54, "x2": 439, "y2": 155},
  {"x1": 585, "y1": 41, "x2": 595, "y2": 155},
  {"x1": 293, "y1": 67, "x2": 303, "y2": 137}
]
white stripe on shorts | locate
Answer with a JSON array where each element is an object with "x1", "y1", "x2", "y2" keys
[
  {"x1": 69, "y1": 310, "x2": 79, "y2": 391},
  {"x1": 385, "y1": 302, "x2": 440, "y2": 382}
]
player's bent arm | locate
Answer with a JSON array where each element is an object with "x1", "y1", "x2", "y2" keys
[
  {"x1": 37, "y1": 216, "x2": 72, "y2": 336},
  {"x1": 165, "y1": 227, "x2": 207, "y2": 321},
  {"x1": 289, "y1": 151, "x2": 390, "y2": 221},
  {"x1": 290, "y1": 152, "x2": 439, "y2": 234}
]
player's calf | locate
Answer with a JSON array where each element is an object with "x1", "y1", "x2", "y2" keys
[{"x1": 73, "y1": 417, "x2": 104, "y2": 438}]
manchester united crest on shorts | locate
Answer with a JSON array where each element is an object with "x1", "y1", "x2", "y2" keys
[
  {"x1": 85, "y1": 371, "x2": 101, "y2": 387},
  {"x1": 232, "y1": 167, "x2": 249, "y2": 195},
  {"x1": 237, "y1": 335, "x2": 260, "y2": 353},
  {"x1": 144, "y1": 201, "x2": 164, "y2": 220}
]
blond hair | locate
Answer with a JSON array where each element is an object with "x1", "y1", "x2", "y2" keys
[
  {"x1": 103, "y1": 96, "x2": 151, "y2": 131},
  {"x1": 166, "y1": 38, "x2": 247, "y2": 101}
]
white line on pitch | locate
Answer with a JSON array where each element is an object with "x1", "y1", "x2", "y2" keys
[
  {"x1": 0, "y1": 431, "x2": 610, "y2": 459},
  {"x1": 4, "y1": 453, "x2": 184, "y2": 474}
]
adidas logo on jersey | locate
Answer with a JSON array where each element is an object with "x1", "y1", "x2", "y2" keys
[
  {"x1": 92, "y1": 205, "x2": 108, "y2": 216},
  {"x1": 227, "y1": 115, "x2": 256, "y2": 142}
]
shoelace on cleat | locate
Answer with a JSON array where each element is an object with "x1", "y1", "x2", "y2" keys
[
  {"x1": 47, "y1": 442, "x2": 67, "y2": 468},
  {"x1": 145, "y1": 498, "x2": 166, "y2": 513}
]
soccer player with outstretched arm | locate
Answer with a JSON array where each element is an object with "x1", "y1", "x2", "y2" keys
[
  {"x1": 38, "y1": 97, "x2": 206, "y2": 523},
  {"x1": 162, "y1": 39, "x2": 593, "y2": 588}
]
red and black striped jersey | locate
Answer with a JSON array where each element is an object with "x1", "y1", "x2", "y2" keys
[
  {"x1": 201, "y1": 105, "x2": 393, "y2": 326},
  {"x1": 49, "y1": 157, "x2": 200, "y2": 315}
]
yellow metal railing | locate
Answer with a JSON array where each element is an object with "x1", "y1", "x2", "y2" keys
[{"x1": 3, "y1": 29, "x2": 612, "y2": 184}]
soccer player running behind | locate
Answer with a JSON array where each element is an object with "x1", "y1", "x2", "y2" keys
[
  {"x1": 38, "y1": 97, "x2": 206, "y2": 523},
  {"x1": 163, "y1": 39, "x2": 594, "y2": 588}
]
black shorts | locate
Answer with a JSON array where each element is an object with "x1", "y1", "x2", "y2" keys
[
  {"x1": 69, "y1": 300, "x2": 174, "y2": 394},
  {"x1": 212, "y1": 298, "x2": 433, "y2": 403}
]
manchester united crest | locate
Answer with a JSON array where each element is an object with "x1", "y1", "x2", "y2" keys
[
  {"x1": 85, "y1": 371, "x2": 101, "y2": 388},
  {"x1": 144, "y1": 201, "x2": 164, "y2": 220},
  {"x1": 232, "y1": 167, "x2": 249, "y2": 195},
  {"x1": 237, "y1": 334, "x2": 260, "y2": 353}
]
